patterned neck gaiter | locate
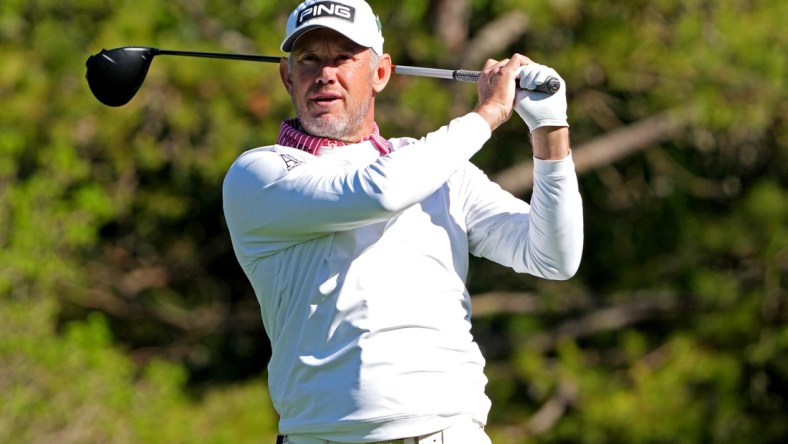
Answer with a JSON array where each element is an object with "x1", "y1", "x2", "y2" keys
[{"x1": 276, "y1": 119, "x2": 391, "y2": 156}]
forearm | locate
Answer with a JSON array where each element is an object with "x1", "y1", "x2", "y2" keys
[{"x1": 526, "y1": 154, "x2": 584, "y2": 279}]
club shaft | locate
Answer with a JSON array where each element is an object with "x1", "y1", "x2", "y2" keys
[
  {"x1": 155, "y1": 48, "x2": 283, "y2": 64},
  {"x1": 150, "y1": 48, "x2": 483, "y2": 83},
  {"x1": 133, "y1": 47, "x2": 558, "y2": 93}
]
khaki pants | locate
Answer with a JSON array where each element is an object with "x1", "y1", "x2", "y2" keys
[{"x1": 280, "y1": 417, "x2": 491, "y2": 444}]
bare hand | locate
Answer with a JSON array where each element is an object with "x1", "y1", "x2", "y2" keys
[{"x1": 475, "y1": 54, "x2": 532, "y2": 130}]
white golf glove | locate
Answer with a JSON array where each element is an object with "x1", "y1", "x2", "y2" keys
[{"x1": 514, "y1": 63, "x2": 568, "y2": 132}]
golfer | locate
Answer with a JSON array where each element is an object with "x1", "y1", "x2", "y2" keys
[{"x1": 223, "y1": 0, "x2": 583, "y2": 442}]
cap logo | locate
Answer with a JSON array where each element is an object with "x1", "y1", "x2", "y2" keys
[{"x1": 297, "y1": 2, "x2": 356, "y2": 26}]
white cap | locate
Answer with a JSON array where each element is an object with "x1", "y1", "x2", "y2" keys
[{"x1": 281, "y1": 0, "x2": 384, "y2": 55}]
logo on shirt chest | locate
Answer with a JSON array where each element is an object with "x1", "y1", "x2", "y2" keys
[{"x1": 279, "y1": 153, "x2": 304, "y2": 171}]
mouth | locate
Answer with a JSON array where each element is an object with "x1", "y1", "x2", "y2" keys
[{"x1": 309, "y1": 91, "x2": 343, "y2": 108}]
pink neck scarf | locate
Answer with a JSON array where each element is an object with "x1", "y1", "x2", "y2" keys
[{"x1": 276, "y1": 119, "x2": 391, "y2": 156}]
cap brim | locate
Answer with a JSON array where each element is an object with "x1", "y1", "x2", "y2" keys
[{"x1": 281, "y1": 24, "x2": 324, "y2": 53}]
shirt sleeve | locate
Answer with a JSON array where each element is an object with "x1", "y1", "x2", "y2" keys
[
  {"x1": 463, "y1": 154, "x2": 583, "y2": 280},
  {"x1": 222, "y1": 113, "x2": 491, "y2": 248}
]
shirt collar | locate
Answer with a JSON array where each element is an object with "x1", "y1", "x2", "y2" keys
[{"x1": 276, "y1": 119, "x2": 391, "y2": 156}]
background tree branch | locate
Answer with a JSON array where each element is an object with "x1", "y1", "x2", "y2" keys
[{"x1": 493, "y1": 108, "x2": 691, "y2": 195}]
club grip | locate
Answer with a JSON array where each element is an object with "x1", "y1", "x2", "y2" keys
[
  {"x1": 453, "y1": 70, "x2": 560, "y2": 95},
  {"x1": 452, "y1": 69, "x2": 483, "y2": 83},
  {"x1": 532, "y1": 77, "x2": 561, "y2": 94}
]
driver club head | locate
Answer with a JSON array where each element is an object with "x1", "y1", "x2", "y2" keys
[{"x1": 85, "y1": 47, "x2": 157, "y2": 107}]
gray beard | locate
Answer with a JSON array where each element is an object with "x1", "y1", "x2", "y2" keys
[{"x1": 296, "y1": 98, "x2": 372, "y2": 142}]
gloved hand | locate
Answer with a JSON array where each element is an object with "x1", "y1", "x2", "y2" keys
[{"x1": 514, "y1": 63, "x2": 569, "y2": 132}]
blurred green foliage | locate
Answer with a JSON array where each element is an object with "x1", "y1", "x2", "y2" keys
[
  {"x1": 0, "y1": 298, "x2": 276, "y2": 443},
  {"x1": 1, "y1": 0, "x2": 785, "y2": 442}
]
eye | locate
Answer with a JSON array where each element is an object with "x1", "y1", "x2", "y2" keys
[{"x1": 299, "y1": 54, "x2": 320, "y2": 64}]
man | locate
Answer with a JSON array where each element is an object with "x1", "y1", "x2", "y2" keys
[{"x1": 222, "y1": 0, "x2": 583, "y2": 442}]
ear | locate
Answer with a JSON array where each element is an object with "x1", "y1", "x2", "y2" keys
[
  {"x1": 372, "y1": 53, "x2": 392, "y2": 94},
  {"x1": 279, "y1": 57, "x2": 293, "y2": 95}
]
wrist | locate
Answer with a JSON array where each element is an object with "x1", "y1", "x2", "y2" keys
[
  {"x1": 531, "y1": 126, "x2": 570, "y2": 160},
  {"x1": 474, "y1": 102, "x2": 511, "y2": 131}
]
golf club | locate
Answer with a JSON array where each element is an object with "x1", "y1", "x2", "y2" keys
[{"x1": 86, "y1": 46, "x2": 560, "y2": 107}]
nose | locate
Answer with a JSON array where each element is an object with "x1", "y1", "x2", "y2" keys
[{"x1": 315, "y1": 63, "x2": 338, "y2": 85}]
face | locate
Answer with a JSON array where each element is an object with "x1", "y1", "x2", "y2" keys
[{"x1": 280, "y1": 28, "x2": 391, "y2": 142}]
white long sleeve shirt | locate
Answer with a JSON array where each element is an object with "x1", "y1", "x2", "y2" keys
[{"x1": 222, "y1": 112, "x2": 583, "y2": 441}]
